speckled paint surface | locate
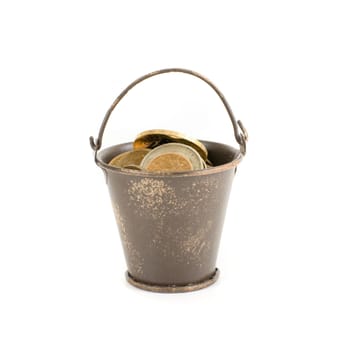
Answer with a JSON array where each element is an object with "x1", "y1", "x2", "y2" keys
[{"x1": 97, "y1": 141, "x2": 240, "y2": 287}]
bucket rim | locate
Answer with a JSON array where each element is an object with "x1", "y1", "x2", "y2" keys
[{"x1": 95, "y1": 140, "x2": 243, "y2": 177}]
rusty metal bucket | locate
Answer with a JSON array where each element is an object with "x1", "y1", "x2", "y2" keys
[{"x1": 90, "y1": 68, "x2": 248, "y2": 292}]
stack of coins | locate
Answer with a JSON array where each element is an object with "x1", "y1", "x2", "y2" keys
[{"x1": 108, "y1": 129, "x2": 212, "y2": 172}]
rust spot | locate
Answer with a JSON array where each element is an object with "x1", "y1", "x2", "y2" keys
[
  {"x1": 113, "y1": 204, "x2": 144, "y2": 275},
  {"x1": 180, "y1": 220, "x2": 213, "y2": 265},
  {"x1": 128, "y1": 178, "x2": 185, "y2": 219}
]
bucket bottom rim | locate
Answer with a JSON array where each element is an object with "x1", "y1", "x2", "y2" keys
[{"x1": 125, "y1": 268, "x2": 220, "y2": 293}]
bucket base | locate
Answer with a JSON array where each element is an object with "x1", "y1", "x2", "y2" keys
[{"x1": 126, "y1": 268, "x2": 220, "y2": 293}]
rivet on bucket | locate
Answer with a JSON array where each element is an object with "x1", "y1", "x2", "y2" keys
[{"x1": 90, "y1": 68, "x2": 248, "y2": 293}]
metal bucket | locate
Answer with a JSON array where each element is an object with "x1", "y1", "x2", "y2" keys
[{"x1": 90, "y1": 68, "x2": 248, "y2": 293}]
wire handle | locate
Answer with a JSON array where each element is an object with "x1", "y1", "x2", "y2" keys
[{"x1": 90, "y1": 68, "x2": 248, "y2": 157}]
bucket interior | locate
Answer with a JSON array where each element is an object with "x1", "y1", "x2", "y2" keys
[{"x1": 97, "y1": 140, "x2": 241, "y2": 168}]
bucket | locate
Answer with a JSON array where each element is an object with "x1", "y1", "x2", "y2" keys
[{"x1": 90, "y1": 68, "x2": 248, "y2": 293}]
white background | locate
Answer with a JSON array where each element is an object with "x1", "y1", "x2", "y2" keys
[{"x1": 0, "y1": 1, "x2": 349, "y2": 349}]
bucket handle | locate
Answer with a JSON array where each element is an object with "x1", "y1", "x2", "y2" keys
[{"x1": 89, "y1": 68, "x2": 248, "y2": 157}]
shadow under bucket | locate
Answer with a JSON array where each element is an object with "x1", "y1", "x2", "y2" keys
[{"x1": 90, "y1": 68, "x2": 248, "y2": 293}]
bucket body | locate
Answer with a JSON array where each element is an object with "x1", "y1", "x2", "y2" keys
[
  {"x1": 90, "y1": 68, "x2": 248, "y2": 292},
  {"x1": 97, "y1": 140, "x2": 241, "y2": 291}
]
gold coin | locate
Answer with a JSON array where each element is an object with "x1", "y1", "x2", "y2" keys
[
  {"x1": 146, "y1": 154, "x2": 193, "y2": 172},
  {"x1": 123, "y1": 165, "x2": 142, "y2": 170},
  {"x1": 140, "y1": 143, "x2": 204, "y2": 172},
  {"x1": 134, "y1": 129, "x2": 208, "y2": 162},
  {"x1": 108, "y1": 149, "x2": 150, "y2": 168}
]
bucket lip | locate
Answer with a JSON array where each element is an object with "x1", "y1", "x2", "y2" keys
[{"x1": 95, "y1": 140, "x2": 243, "y2": 177}]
